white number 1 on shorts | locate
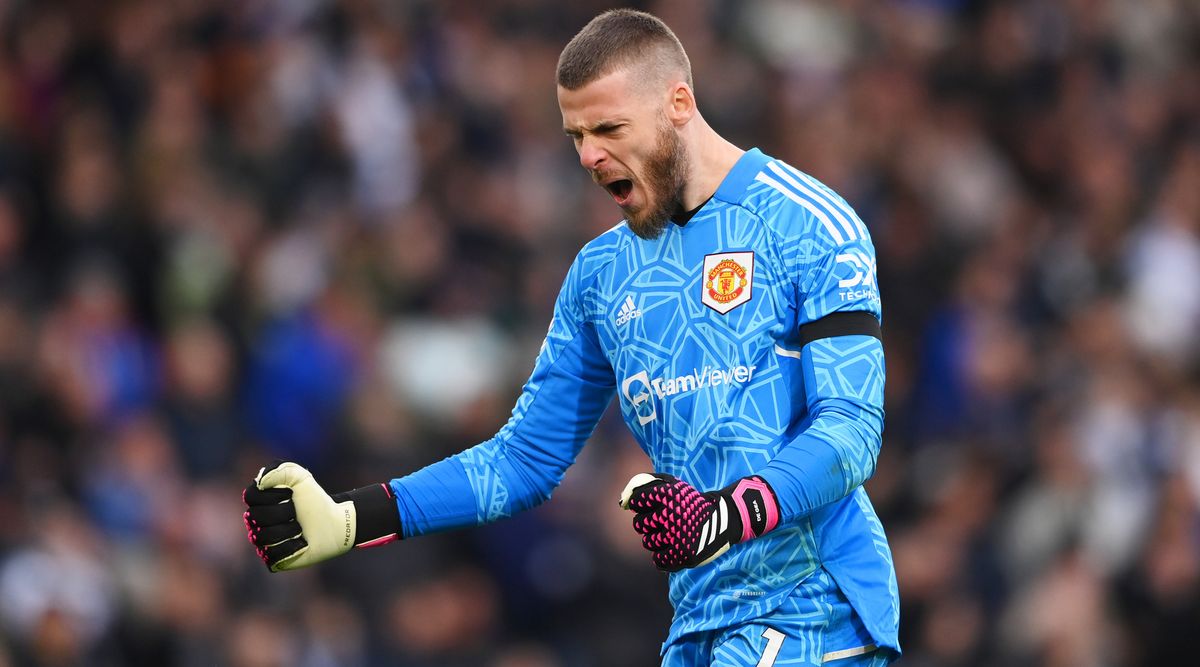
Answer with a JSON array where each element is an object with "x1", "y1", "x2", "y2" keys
[{"x1": 757, "y1": 627, "x2": 786, "y2": 667}]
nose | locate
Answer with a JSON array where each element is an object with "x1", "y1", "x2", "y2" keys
[{"x1": 578, "y1": 136, "x2": 606, "y2": 171}]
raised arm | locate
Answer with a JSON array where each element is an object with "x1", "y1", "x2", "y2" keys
[{"x1": 244, "y1": 246, "x2": 618, "y2": 571}]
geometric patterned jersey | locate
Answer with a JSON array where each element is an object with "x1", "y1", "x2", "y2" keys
[{"x1": 390, "y1": 148, "x2": 900, "y2": 653}]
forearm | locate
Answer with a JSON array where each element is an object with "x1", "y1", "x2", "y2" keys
[
  {"x1": 391, "y1": 324, "x2": 615, "y2": 537},
  {"x1": 758, "y1": 401, "x2": 882, "y2": 520},
  {"x1": 390, "y1": 435, "x2": 569, "y2": 537},
  {"x1": 758, "y1": 335, "x2": 885, "y2": 521},
  {"x1": 388, "y1": 455, "x2": 477, "y2": 538}
]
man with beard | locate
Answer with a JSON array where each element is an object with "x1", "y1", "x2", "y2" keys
[{"x1": 244, "y1": 9, "x2": 898, "y2": 666}]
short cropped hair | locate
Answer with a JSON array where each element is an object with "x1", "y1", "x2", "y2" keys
[{"x1": 556, "y1": 9, "x2": 692, "y2": 91}]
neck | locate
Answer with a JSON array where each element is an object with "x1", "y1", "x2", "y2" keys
[{"x1": 681, "y1": 118, "x2": 744, "y2": 210}]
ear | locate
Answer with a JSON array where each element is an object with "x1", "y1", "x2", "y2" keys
[{"x1": 665, "y1": 81, "x2": 696, "y2": 127}]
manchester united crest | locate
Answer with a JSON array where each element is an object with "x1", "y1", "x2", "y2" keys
[{"x1": 701, "y1": 251, "x2": 754, "y2": 314}]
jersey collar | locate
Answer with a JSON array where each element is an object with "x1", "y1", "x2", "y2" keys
[{"x1": 714, "y1": 147, "x2": 771, "y2": 205}]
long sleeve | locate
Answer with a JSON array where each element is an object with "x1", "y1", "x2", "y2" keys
[
  {"x1": 758, "y1": 334, "x2": 884, "y2": 520},
  {"x1": 388, "y1": 242, "x2": 619, "y2": 537},
  {"x1": 757, "y1": 163, "x2": 885, "y2": 520}
]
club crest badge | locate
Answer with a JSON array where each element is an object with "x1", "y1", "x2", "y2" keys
[{"x1": 702, "y1": 251, "x2": 754, "y2": 314}]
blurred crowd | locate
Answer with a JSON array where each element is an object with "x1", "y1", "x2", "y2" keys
[{"x1": 0, "y1": 0, "x2": 1197, "y2": 665}]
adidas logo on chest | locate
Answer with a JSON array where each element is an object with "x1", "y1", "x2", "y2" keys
[{"x1": 615, "y1": 295, "x2": 642, "y2": 326}]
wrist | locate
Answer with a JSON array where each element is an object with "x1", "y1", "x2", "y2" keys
[
  {"x1": 719, "y1": 476, "x2": 780, "y2": 543},
  {"x1": 334, "y1": 483, "x2": 403, "y2": 547}
]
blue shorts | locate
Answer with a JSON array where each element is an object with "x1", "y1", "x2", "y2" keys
[{"x1": 661, "y1": 569, "x2": 895, "y2": 666}]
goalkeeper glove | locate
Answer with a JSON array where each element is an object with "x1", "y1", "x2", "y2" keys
[
  {"x1": 242, "y1": 461, "x2": 402, "y2": 572},
  {"x1": 619, "y1": 472, "x2": 780, "y2": 572}
]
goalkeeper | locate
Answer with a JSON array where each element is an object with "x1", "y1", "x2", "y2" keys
[{"x1": 244, "y1": 9, "x2": 898, "y2": 666}]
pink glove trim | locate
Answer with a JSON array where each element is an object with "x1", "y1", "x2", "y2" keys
[
  {"x1": 357, "y1": 533, "x2": 399, "y2": 548},
  {"x1": 731, "y1": 477, "x2": 780, "y2": 542}
]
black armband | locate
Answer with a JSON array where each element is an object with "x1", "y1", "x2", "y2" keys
[{"x1": 798, "y1": 311, "x2": 881, "y2": 348}]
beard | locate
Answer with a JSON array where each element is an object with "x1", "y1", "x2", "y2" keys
[{"x1": 625, "y1": 121, "x2": 689, "y2": 240}]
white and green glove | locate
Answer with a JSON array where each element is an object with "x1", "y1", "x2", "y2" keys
[{"x1": 242, "y1": 461, "x2": 402, "y2": 572}]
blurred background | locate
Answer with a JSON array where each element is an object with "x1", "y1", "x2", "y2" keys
[{"x1": 0, "y1": 0, "x2": 1197, "y2": 665}]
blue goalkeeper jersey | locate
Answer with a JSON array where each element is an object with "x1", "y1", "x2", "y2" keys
[{"x1": 390, "y1": 148, "x2": 899, "y2": 654}]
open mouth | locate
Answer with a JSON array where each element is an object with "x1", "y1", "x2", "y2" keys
[{"x1": 604, "y1": 179, "x2": 634, "y2": 206}]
